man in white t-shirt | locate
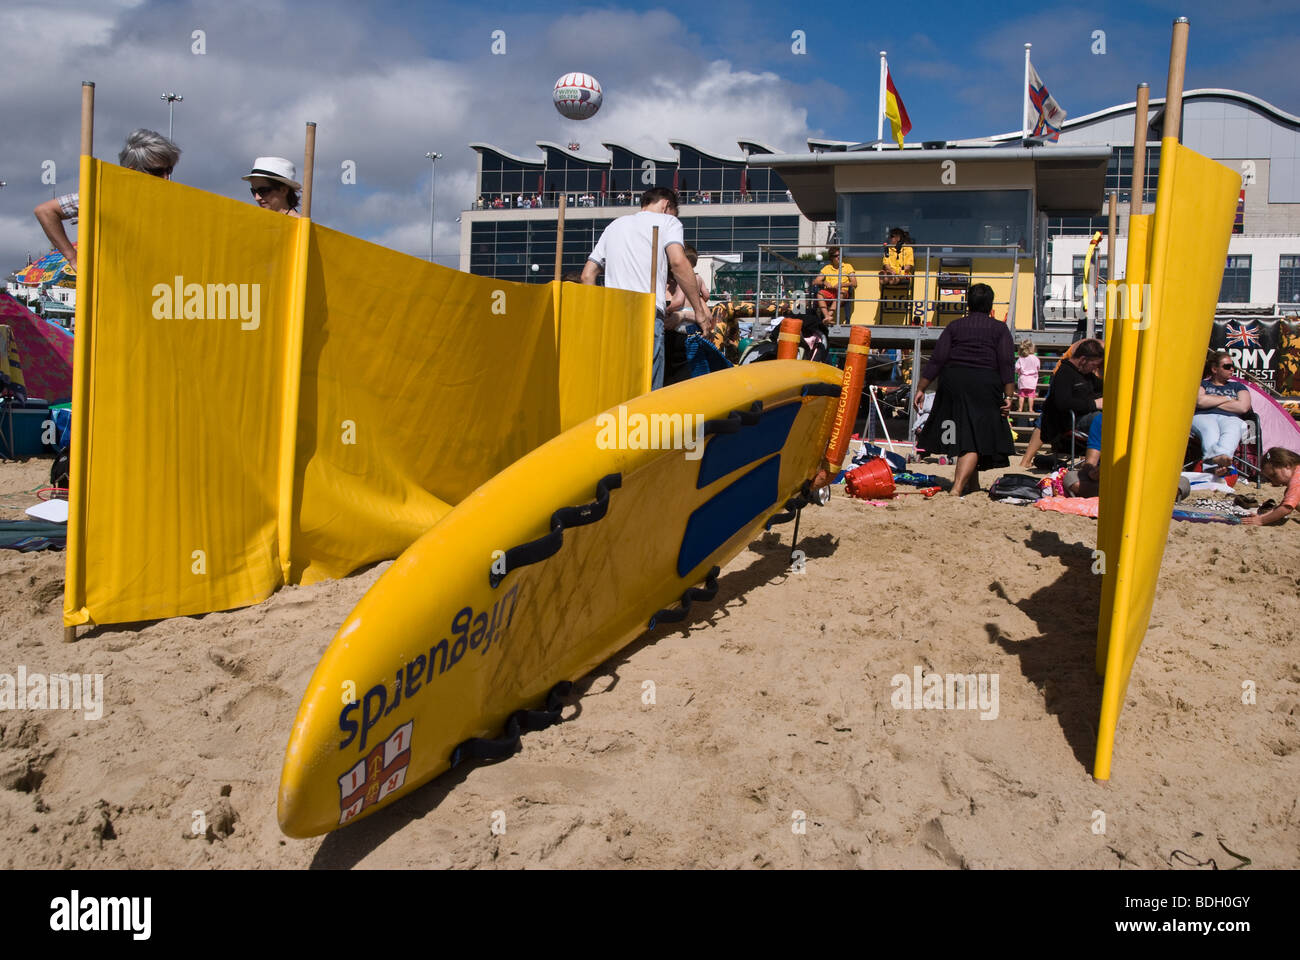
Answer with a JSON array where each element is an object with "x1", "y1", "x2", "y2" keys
[{"x1": 581, "y1": 187, "x2": 710, "y2": 389}]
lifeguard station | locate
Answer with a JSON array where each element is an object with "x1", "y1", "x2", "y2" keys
[
  {"x1": 749, "y1": 142, "x2": 1111, "y2": 331},
  {"x1": 748, "y1": 142, "x2": 1111, "y2": 443}
]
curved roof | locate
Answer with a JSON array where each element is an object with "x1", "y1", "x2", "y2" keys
[
  {"x1": 468, "y1": 142, "x2": 543, "y2": 167},
  {"x1": 985, "y1": 88, "x2": 1300, "y2": 141},
  {"x1": 600, "y1": 141, "x2": 677, "y2": 164},
  {"x1": 805, "y1": 137, "x2": 855, "y2": 152},
  {"x1": 667, "y1": 139, "x2": 747, "y2": 164},
  {"x1": 737, "y1": 140, "x2": 780, "y2": 155},
  {"x1": 535, "y1": 140, "x2": 612, "y2": 165}
]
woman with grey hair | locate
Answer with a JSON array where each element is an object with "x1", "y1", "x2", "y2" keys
[{"x1": 33, "y1": 128, "x2": 181, "y2": 273}]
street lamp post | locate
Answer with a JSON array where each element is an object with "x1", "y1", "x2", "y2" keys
[
  {"x1": 425, "y1": 152, "x2": 443, "y2": 263},
  {"x1": 161, "y1": 93, "x2": 183, "y2": 139}
]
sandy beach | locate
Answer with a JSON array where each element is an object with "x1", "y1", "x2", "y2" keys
[{"x1": 1, "y1": 454, "x2": 1296, "y2": 869}]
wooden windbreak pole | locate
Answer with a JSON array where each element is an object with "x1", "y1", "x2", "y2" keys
[
  {"x1": 1163, "y1": 18, "x2": 1190, "y2": 142},
  {"x1": 1131, "y1": 83, "x2": 1150, "y2": 219},
  {"x1": 301, "y1": 121, "x2": 317, "y2": 218},
  {"x1": 554, "y1": 194, "x2": 567, "y2": 282},
  {"x1": 650, "y1": 225, "x2": 660, "y2": 383},
  {"x1": 1102, "y1": 191, "x2": 1117, "y2": 338},
  {"x1": 80, "y1": 81, "x2": 94, "y2": 156},
  {"x1": 65, "y1": 81, "x2": 95, "y2": 644},
  {"x1": 650, "y1": 225, "x2": 659, "y2": 302}
]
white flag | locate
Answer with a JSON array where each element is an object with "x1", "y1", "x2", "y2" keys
[{"x1": 1027, "y1": 60, "x2": 1067, "y2": 141}]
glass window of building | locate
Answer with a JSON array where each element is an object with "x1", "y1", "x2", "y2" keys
[
  {"x1": 476, "y1": 148, "x2": 543, "y2": 205},
  {"x1": 744, "y1": 165, "x2": 790, "y2": 203},
  {"x1": 1105, "y1": 146, "x2": 1160, "y2": 205},
  {"x1": 1219, "y1": 255, "x2": 1252, "y2": 303},
  {"x1": 674, "y1": 144, "x2": 745, "y2": 204},
  {"x1": 606, "y1": 146, "x2": 676, "y2": 200},
  {"x1": 1280, "y1": 255, "x2": 1300, "y2": 306},
  {"x1": 1071, "y1": 254, "x2": 1108, "y2": 300},
  {"x1": 838, "y1": 190, "x2": 1033, "y2": 251},
  {"x1": 540, "y1": 146, "x2": 608, "y2": 201}
]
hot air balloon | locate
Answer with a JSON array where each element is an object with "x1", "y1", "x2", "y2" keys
[{"x1": 553, "y1": 73, "x2": 602, "y2": 120}]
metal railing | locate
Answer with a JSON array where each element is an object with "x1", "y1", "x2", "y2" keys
[
  {"x1": 467, "y1": 189, "x2": 792, "y2": 211},
  {"x1": 748, "y1": 242, "x2": 1026, "y2": 327}
]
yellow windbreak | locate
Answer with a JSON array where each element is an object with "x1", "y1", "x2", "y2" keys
[
  {"x1": 66, "y1": 161, "x2": 296, "y2": 624},
  {"x1": 557, "y1": 280, "x2": 652, "y2": 430},
  {"x1": 1092, "y1": 141, "x2": 1241, "y2": 780},
  {"x1": 291, "y1": 226, "x2": 566, "y2": 585},
  {"x1": 1095, "y1": 213, "x2": 1151, "y2": 674},
  {"x1": 65, "y1": 161, "x2": 651, "y2": 625}
]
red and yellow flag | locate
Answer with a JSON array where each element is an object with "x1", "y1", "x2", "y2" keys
[{"x1": 885, "y1": 69, "x2": 911, "y2": 148}]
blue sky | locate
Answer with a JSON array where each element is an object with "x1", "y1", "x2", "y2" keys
[{"x1": 1, "y1": 0, "x2": 1296, "y2": 269}]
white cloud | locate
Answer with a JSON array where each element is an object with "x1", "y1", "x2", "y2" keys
[{"x1": 0, "y1": 1, "x2": 824, "y2": 272}]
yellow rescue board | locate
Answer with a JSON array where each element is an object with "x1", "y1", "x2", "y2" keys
[{"x1": 278, "y1": 361, "x2": 841, "y2": 836}]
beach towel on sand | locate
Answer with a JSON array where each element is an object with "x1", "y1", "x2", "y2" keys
[{"x1": 1035, "y1": 496, "x2": 1099, "y2": 518}]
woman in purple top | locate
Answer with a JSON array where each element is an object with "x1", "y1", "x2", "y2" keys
[{"x1": 912, "y1": 284, "x2": 1016, "y2": 497}]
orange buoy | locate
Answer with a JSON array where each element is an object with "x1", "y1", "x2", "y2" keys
[
  {"x1": 812, "y1": 325, "x2": 870, "y2": 487},
  {"x1": 775, "y1": 316, "x2": 803, "y2": 360}
]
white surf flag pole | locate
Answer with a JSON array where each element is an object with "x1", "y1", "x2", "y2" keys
[
  {"x1": 1022, "y1": 43, "x2": 1031, "y2": 140},
  {"x1": 877, "y1": 51, "x2": 887, "y2": 151}
]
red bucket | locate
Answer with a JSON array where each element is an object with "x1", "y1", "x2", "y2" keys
[{"x1": 845, "y1": 457, "x2": 895, "y2": 499}]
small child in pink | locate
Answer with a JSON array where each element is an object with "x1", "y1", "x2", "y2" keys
[{"x1": 1014, "y1": 339, "x2": 1041, "y2": 413}]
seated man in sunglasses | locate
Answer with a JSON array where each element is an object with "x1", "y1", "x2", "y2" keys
[
  {"x1": 34, "y1": 128, "x2": 181, "y2": 273},
  {"x1": 1192, "y1": 350, "x2": 1252, "y2": 476},
  {"x1": 241, "y1": 157, "x2": 302, "y2": 217}
]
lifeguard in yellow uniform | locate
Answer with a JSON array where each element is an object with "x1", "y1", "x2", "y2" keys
[
  {"x1": 879, "y1": 227, "x2": 914, "y2": 287},
  {"x1": 815, "y1": 246, "x2": 857, "y2": 324}
]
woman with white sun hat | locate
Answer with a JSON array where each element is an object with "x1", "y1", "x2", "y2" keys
[{"x1": 242, "y1": 156, "x2": 302, "y2": 217}]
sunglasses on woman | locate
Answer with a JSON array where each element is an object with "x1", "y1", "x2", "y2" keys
[{"x1": 250, "y1": 184, "x2": 283, "y2": 197}]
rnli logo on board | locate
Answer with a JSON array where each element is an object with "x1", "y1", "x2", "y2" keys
[{"x1": 338, "y1": 721, "x2": 413, "y2": 826}]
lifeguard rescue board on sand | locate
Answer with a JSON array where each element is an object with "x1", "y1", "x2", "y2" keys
[{"x1": 278, "y1": 361, "x2": 843, "y2": 837}]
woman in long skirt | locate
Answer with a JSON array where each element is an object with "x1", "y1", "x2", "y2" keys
[{"x1": 913, "y1": 283, "x2": 1016, "y2": 497}]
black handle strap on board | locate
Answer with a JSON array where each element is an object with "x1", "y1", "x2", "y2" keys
[
  {"x1": 765, "y1": 480, "x2": 820, "y2": 530},
  {"x1": 648, "y1": 565, "x2": 721, "y2": 630},
  {"x1": 489, "y1": 474, "x2": 622, "y2": 587},
  {"x1": 449, "y1": 680, "x2": 575, "y2": 768},
  {"x1": 801, "y1": 382, "x2": 842, "y2": 399},
  {"x1": 700, "y1": 400, "x2": 763, "y2": 438}
]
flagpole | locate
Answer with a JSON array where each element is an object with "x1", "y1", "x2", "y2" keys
[
  {"x1": 1023, "y1": 43, "x2": 1031, "y2": 140},
  {"x1": 877, "y1": 52, "x2": 887, "y2": 151}
]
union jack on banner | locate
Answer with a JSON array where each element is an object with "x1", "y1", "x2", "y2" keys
[{"x1": 1224, "y1": 321, "x2": 1260, "y2": 349}]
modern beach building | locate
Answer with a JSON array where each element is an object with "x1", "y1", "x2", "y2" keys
[
  {"x1": 460, "y1": 140, "x2": 827, "y2": 284},
  {"x1": 460, "y1": 88, "x2": 1299, "y2": 332}
]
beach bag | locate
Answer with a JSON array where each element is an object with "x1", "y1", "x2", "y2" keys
[
  {"x1": 988, "y1": 473, "x2": 1042, "y2": 502},
  {"x1": 50, "y1": 451, "x2": 69, "y2": 490}
]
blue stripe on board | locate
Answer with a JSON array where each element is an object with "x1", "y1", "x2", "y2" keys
[
  {"x1": 677, "y1": 455, "x2": 780, "y2": 577},
  {"x1": 695, "y1": 402, "x2": 799, "y2": 489}
]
